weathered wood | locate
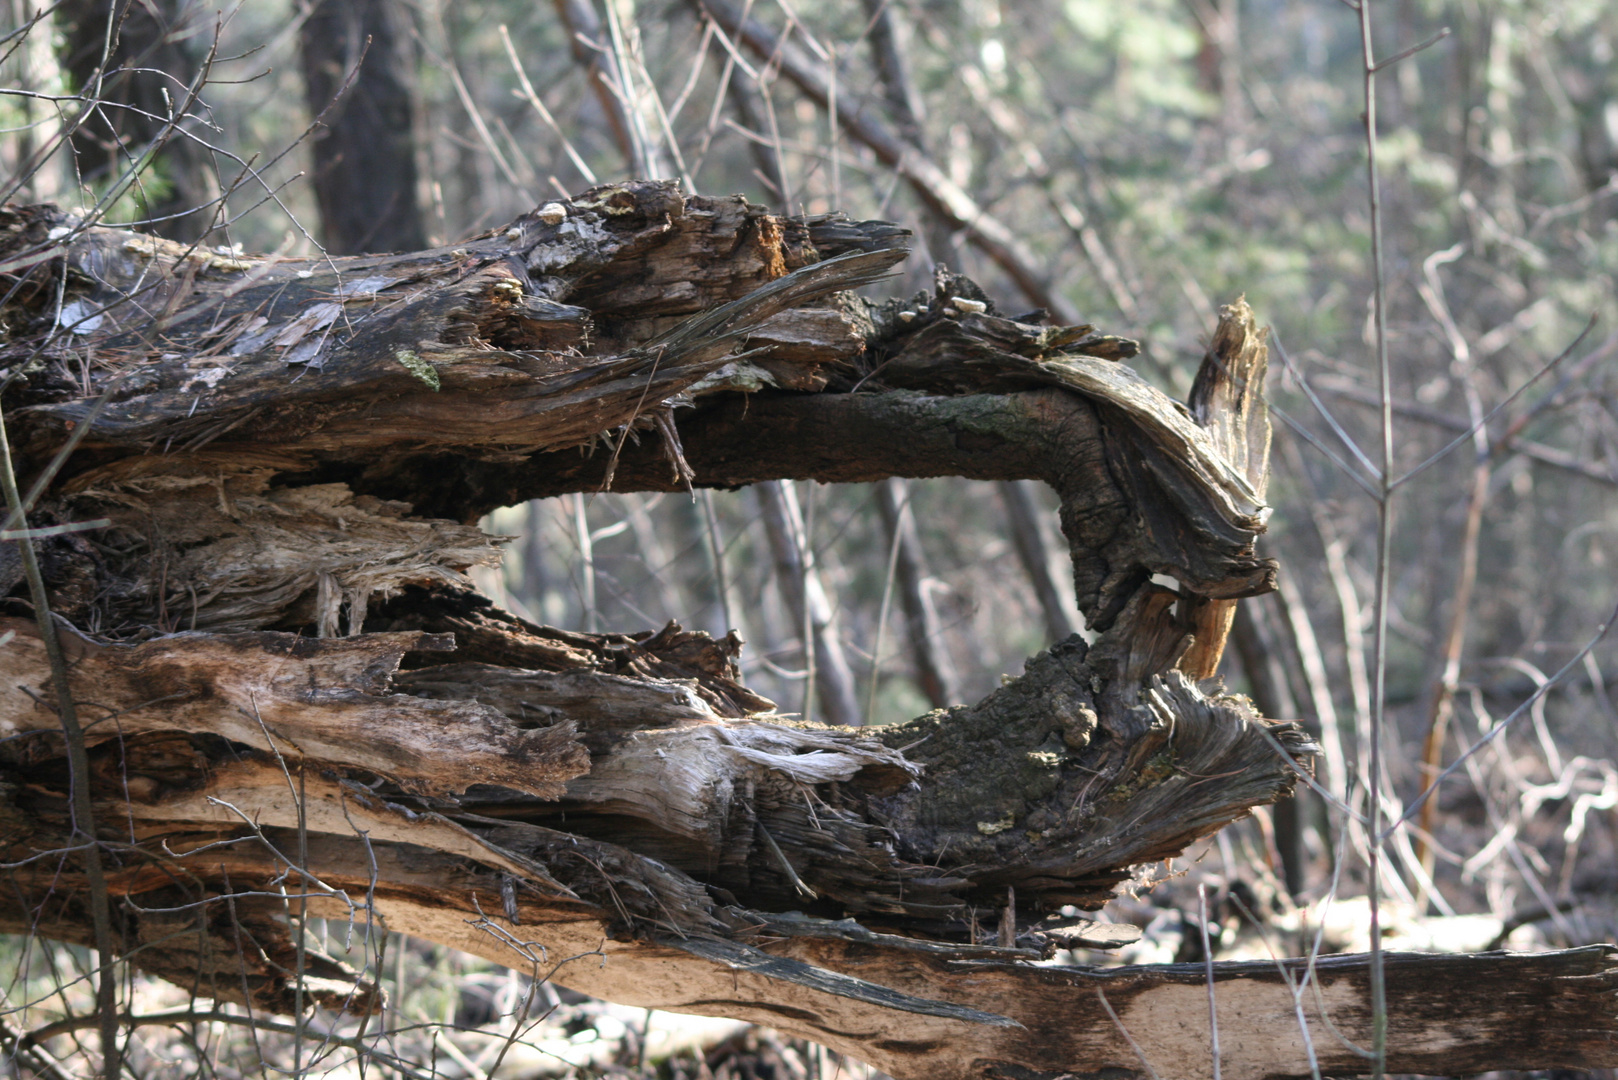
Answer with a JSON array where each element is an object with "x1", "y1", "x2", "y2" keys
[
  {"x1": 1181, "y1": 298, "x2": 1272, "y2": 679},
  {"x1": 0, "y1": 619, "x2": 588, "y2": 798},
  {"x1": 300, "y1": 0, "x2": 427, "y2": 255},
  {"x1": 7, "y1": 807, "x2": 1615, "y2": 1079},
  {"x1": 2, "y1": 184, "x2": 1270, "y2": 636},
  {"x1": 3, "y1": 184, "x2": 1599, "y2": 1078},
  {"x1": 0, "y1": 589, "x2": 1309, "y2": 930}
]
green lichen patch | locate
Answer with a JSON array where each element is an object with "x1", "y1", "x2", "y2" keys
[
  {"x1": 1101, "y1": 749, "x2": 1180, "y2": 806},
  {"x1": 395, "y1": 349, "x2": 440, "y2": 391},
  {"x1": 977, "y1": 811, "x2": 1017, "y2": 836}
]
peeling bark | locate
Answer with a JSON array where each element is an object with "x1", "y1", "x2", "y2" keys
[{"x1": 1, "y1": 182, "x2": 1602, "y2": 1077}]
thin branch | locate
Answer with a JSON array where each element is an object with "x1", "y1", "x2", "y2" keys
[
  {"x1": 1312, "y1": 373, "x2": 1618, "y2": 488},
  {"x1": 499, "y1": 24, "x2": 599, "y2": 185},
  {"x1": 1355, "y1": 3, "x2": 1393, "y2": 1071},
  {"x1": 19, "y1": 1009, "x2": 437, "y2": 1080},
  {"x1": 1199, "y1": 884, "x2": 1222, "y2": 1080},
  {"x1": 1270, "y1": 333, "x2": 1382, "y2": 482},
  {"x1": 1411, "y1": 246, "x2": 1490, "y2": 898},
  {"x1": 1095, "y1": 989, "x2": 1162, "y2": 1080},
  {"x1": 1269, "y1": 402, "x2": 1383, "y2": 499},
  {"x1": 1391, "y1": 317, "x2": 1598, "y2": 490},
  {"x1": 1384, "y1": 595, "x2": 1618, "y2": 842},
  {"x1": 0, "y1": 400, "x2": 121, "y2": 1078},
  {"x1": 0, "y1": 518, "x2": 109, "y2": 540},
  {"x1": 1369, "y1": 27, "x2": 1451, "y2": 73}
]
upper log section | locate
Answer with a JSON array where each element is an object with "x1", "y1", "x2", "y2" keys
[{"x1": 1, "y1": 181, "x2": 1268, "y2": 631}]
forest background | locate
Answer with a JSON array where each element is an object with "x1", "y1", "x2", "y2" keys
[{"x1": 3, "y1": 0, "x2": 1618, "y2": 1075}]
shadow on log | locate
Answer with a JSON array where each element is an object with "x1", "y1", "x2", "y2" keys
[{"x1": 1, "y1": 182, "x2": 1610, "y2": 1078}]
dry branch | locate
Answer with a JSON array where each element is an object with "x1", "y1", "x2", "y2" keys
[{"x1": 691, "y1": 0, "x2": 1082, "y2": 324}]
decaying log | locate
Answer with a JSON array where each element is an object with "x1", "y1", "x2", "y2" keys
[
  {"x1": 1, "y1": 182, "x2": 1609, "y2": 1078},
  {"x1": 9, "y1": 795, "x2": 1617, "y2": 1079}
]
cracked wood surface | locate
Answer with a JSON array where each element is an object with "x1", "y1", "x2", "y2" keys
[{"x1": 3, "y1": 183, "x2": 1608, "y2": 1077}]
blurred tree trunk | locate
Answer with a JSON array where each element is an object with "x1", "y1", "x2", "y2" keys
[
  {"x1": 858, "y1": 0, "x2": 954, "y2": 265},
  {"x1": 874, "y1": 477, "x2": 956, "y2": 708},
  {"x1": 1185, "y1": 0, "x2": 1245, "y2": 141},
  {"x1": 854, "y1": 1, "x2": 1078, "y2": 651},
  {"x1": 998, "y1": 479, "x2": 1078, "y2": 644},
  {"x1": 1231, "y1": 596, "x2": 1307, "y2": 897},
  {"x1": 520, "y1": 499, "x2": 555, "y2": 623},
  {"x1": 1566, "y1": 32, "x2": 1618, "y2": 228},
  {"x1": 854, "y1": 0, "x2": 951, "y2": 270},
  {"x1": 55, "y1": 0, "x2": 221, "y2": 241},
  {"x1": 10, "y1": 0, "x2": 59, "y2": 204},
  {"x1": 757, "y1": 480, "x2": 862, "y2": 726},
  {"x1": 860, "y1": 0, "x2": 924, "y2": 148},
  {"x1": 553, "y1": 0, "x2": 666, "y2": 177},
  {"x1": 724, "y1": 60, "x2": 787, "y2": 204},
  {"x1": 299, "y1": 0, "x2": 426, "y2": 254}
]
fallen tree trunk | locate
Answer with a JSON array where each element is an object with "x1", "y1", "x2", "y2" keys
[{"x1": 0, "y1": 181, "x2": 1609, "y2": 1078}]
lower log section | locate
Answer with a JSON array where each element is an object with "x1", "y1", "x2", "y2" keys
[
  {"x1": 0, "y1": 587, "x2": 1313, "y2": 931},
  {"x1": 4, "y1": 602, "x2": 1611, "y2": 1078},
  {"x1": 546, "y1": 940, "x2": 1618, "y2": 1080},
  {"x1": 9, "y1": 825, "x2": 1614, "y2": 1080}
]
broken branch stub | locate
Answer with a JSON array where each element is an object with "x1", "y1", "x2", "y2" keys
[{"x1": 0, "y1": 183, "x2": 1579, "y2": 1079}]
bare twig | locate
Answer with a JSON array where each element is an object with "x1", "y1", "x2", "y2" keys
[
  {"x1": 19, "y1": 1009, "x2": 438, "y2": 1080},
  {"x1": 499, "y1": 24, "x2": 598, "y2": 185},
  {"x1": 1411, "y1": 246, "x2": 1490, "y2": 896},
  {"x1": 867, "y1": 480, "x2": 907, "y2": 723},
  {"x1": 0, "y1": 401, "x2": 121, "y2": 1078},
  {"x1": 1199, "y1": 884, "x2": 1222, "y2": 1080},
  {"x1": 1354, "y1": 1, "x2": 1400, "y2": 1067},
  {"x1": 1311, "y1": 371, "x2": 1618, "y2": 489},
  {"x1": 693, "y1": 0, "x2": 1083, "y2": 323},
  {"x1": 1369, "y1": 27, "x2": 1451, "y2": 73},
  {"x1": 1095, "y1": 989, "x2": 1162, "y2": 1080},
  {"x1": 1391, "y1": 317, "x2": 1598, "y2": 490},
  {"x1": 1385, "y1": 596, "x2": 1618, "y2": 840}
]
